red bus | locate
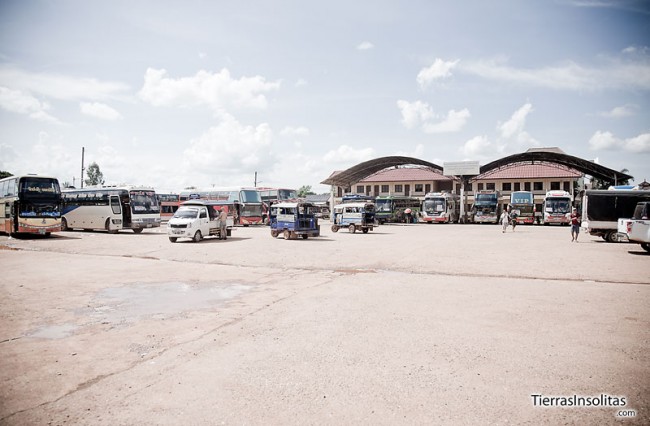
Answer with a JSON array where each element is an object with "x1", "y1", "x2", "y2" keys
[
  {"x1": 157, "y1": 193, "x2": 180, "y2": 220},
  {"x1": 179, "y1": 187, "x2": 263, "y2": 225}
]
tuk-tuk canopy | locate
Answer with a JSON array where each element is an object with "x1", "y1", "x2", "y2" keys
[{"x1": 334, "y1": 202, "x2": 374, "y2": 212}]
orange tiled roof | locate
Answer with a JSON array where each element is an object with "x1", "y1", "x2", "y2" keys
[
  {"x1": 475, "y1": 164, "x2": 582, "y2": 180},
  {"x1": 358, "y1": 167, "x2": 453, "y2": 183}
]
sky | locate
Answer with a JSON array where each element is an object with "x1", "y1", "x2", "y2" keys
[{"x1": 0, "y1": 0, "x2": 649, "y2": 193}]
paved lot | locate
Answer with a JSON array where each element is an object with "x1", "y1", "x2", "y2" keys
[{"x1": 0, "y1": 222, "x2": 648, "y2": 425}]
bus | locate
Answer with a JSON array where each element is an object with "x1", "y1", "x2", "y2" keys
[
  {"x1": 257, "y1": 187, "x2": 299, "y2": 205},
  {"x1": 157, "y1": 193, "x2": 180, "y2": 220},
  {"x1": 179, "y1": 187, "x2": 263, "y2": 225},
  {"x1": 471, "y1": 190, "x2": 501, "y2": 224},
  {"x1": 542, "y1": 190, "x2": 572, "y2": 225},
  {"x1": 62, "y1": 186, "x2": 161, "y2": 233},
  {"x1": 509, "y1": 191, "x2": 535, "y2": 225},
  {"x1": 421, "y1": 192, "x2": 460, "y2": 223},
  {"x1": 0, "y1": 174, "x2": 62, "y2": 236},
  {"x1": 374, "y1": 195, "x2": 421, "y2": 224}
]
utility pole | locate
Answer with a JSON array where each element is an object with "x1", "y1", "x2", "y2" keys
[
  {"x1": 80, "y1": 147, "x2": 85, "y2": 189},
  {"x1": 254, "y1": 171, "x2": 257, "y2": 187}
]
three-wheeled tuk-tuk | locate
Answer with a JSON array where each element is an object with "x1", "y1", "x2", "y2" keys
[
  {"x1": 331, "y1": 202, "x2": 375, "y2": 234},
  {"x1": 270, "y1": 201, "x2": 321, "y2": 239}
]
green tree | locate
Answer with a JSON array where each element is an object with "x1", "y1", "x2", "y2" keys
[
  {"x1": 297, "y1": 185, "x2": 315, "y2": 197},
  {"x1": 0, "y1": 171, "x2": 12, "y2": 179},
  {"x1": 85, "y1": 162, "x2": 105, "y2": 186},
  {"x1": 591, "y1": 168, "x2": 631, "y2": 189}
]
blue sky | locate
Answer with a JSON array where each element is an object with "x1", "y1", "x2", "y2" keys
[{"x1": 0, "y1": 0, "x2": 648, "y2": 193}]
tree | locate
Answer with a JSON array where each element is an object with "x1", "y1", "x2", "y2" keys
[
  {"x1": 85, "y1": 162, "x2": 105, "y2": 186},
  {"x1": 0, "y1": 171, "x2": 12, "y2": 179},
  {"x1": 297, "y1": 185, "x2": 315, "y2": 197},
  {"x1": 590, "y1": 168, "x2": 631, "y2": 189}
]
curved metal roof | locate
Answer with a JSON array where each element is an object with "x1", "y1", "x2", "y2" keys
[
  {"x1": 320, "y1": 156, "x2": 443, "y2": 187},
  {"x1": 479, "y1": 151, "x2": 632, "y2": 183}
]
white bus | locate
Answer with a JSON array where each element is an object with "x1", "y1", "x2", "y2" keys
[
  {"x1": 421, "y1": 192, "x2": 460, "y2": 223},
  {"x1": 0, "y1": 174, "x2": 62, "y2": 236},
  {"x1": 62, "y1": 186, "x2": 161, "y2": 233},
  {"x1": 542, "y1": 190, "x2": 572, "y2": 225}
]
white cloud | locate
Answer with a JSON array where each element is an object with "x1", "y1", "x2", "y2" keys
[
  {"x1": 323, "y1": 145, "x2": 375, "y2": 164},
  {"x1": 280, "y1": 126, "x2": 310, "y2": 137},
  {"x1": 0, "y1": 86, "x2": 63, "y2": 124},
  {"x1": 498, "y1": 103, "x2": 533, "y2": 139},
  {"x1": 138, "y1": 68, "x2": 281, "y2": 112},
  {"x1": 357, "y1": 41, "x2": 374, "y2": 50},
  {"x1": 394, "y1": 143, "x2": 425, "y2": 158},
  {"x1": 460, "y1": 56, "x2": 650, "y2": 91},
  {"x1": 599, "y1": 105, "x2": 635, "y2": 118},
  {"x1": 80, "y1": 102, "x2": 123, "y2": 120},
  {"x1": 422, "y1": 108, "x2": 471, "y2": 134},
  {"x1": 396, "y1": 100, "x2": 434, "y2": 129},
  {"x1": 295, "y1": 78, "x2": 308, "y2": 87},
  {"x1": 182, "y1": 114, "x2": 274, "y2": 180},
  {"x1": 417, "y1": 58, "x2": 459, "y2": 89},
  {"x1": 461, "y1": 135, "x2": 495, "y2": 158},
  {"x1": 589, "y1": 130, "x2": 650, "y2": 153},
  {"x1": 0, "y1": 66, "x2": 129, "y2": 101}
]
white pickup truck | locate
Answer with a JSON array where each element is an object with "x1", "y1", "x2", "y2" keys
[
  {"x1": 625, "y1": 202, "x2": 650, "y2": 252},
  {"x1": 167, "y1": 201, "x2": 233, "y2": 243}
]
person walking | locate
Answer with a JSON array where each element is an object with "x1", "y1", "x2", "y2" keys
[
  {"x1": 500, "y1": 208, "x2": 510, "y2": 233},
  {"x1": 218, "y1": 207, "x2": 228, "y2": 240},
  {"x1": 570, "y1": 207, "x2": 580, "y2": 242}
]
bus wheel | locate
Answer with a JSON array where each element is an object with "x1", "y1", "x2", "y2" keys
[
  {"x1": 302, "y1": 234, "x2": 308, "y2": 239},
  {"x1": 348, "y1": 224, "x2": 356, "y2": 233},
  {"x1": 133, "y1": 228, "x2": 143, "y2": 234},
  {"x1": 193, "y1": 230, "x2": 202, "y2": 242},
  {"x1": 331, "y1": 225, "x2": 339, "y2": 233},
  {"x1": 362, "y1": 228, "x2": 369, "y2": 234},
  {"x1": 271, "y1": 230, "x2": 278, "y2": 238},
  {"x1": 283, "y1": 230, "x2": 291, "y2": 240},
  {"x1": 641, "y1": 243, "x2": 650, "y2": 253},
  {"x1": 105, "y1": 218, "x2": 118, "y2": 234},
  {"x1": 61, "y1": 218, "x2": 69, "y2": 231},
  {"x1": 169, "y1": 237, "x2": 177, "y2": 243}
]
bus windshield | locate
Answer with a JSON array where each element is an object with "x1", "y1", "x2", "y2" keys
[
  {"x1": 278, "y1": 189, "x2": 297, "y2": 200},
  {"x1": 240, "y1": 190, "x2": 262, "y2": 203},
  {"x1": 547, "y1": 199, "x2": 571, "y2": 214},
  {"x1": 19, "y1": 177, "x2": 61, "y2": 200},
  {"x1": 475, "y1": 194, "x2": 497, "y2": 205},
  {"x1": 423, "y1": 199, "x2": 445, "y2": 213},
  {"x1": 130, "y1": 191, "x2": 160, "y2": 214},
  {"x1": 375, "y1": 199, "x2": 392, "y2": 212}
]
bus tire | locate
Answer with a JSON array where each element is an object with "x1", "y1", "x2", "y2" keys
[
  {"x1": 169, "y1": 237, "x2": 177, "y2": 243},
  {"x1": 133, "y1": 228, "x2": 143, "y2": 234},
  {"x1": 193, "y1": 230, "x2": 202, "y2": 242},
  {"x1": 105, "y1": 218, "x2": 118, "y2": 234},
  {"x1": 283, "y1": 230, "x2": 290, "y2": 240},
  {"x1": 302, "y1": 234, "x2": 308, "y2": 239},
  {"x1": 641, "y1": 243, "x2": 650, "y2": 253},
  {"x1": 61, "y1": 218, "x2": 69, "y2": 231},
  {"x1": 271, "y1": 230, "x2": 278, "y2": 238},
  {"x1": 348, "y1": 224, "x2": 356, "y2": 233},
  {"x1": 331, "y1": 225, "x2": 339, "y2": 233}
]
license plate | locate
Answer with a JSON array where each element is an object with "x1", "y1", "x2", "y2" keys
[{"x1": 172, "y1": 230, "x2": 183, "y2": 235}]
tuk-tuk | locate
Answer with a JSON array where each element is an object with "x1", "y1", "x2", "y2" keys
[
  {"x1": 331, "y1": 202, "x2": 375, "y2": 234},
  {"x1": 270, "y1": 201, "x2": 321, "y2": 239}
]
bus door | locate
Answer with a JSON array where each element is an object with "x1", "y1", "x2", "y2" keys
[{"x1": 120, "y1": 193, "x2": 132, "y2": 227}]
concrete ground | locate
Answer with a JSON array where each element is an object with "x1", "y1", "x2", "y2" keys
[{"x1": 0, "y1": 222, "x2": 648, "y2": 425}]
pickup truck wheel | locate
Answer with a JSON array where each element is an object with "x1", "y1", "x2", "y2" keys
[
  {"x1": 169, "y1": 237, "x2": 177, "y2": 243},
  {"x1": 283, "y1": 230, "x2": 290, "y2": 240},
  {"x1": 362, "y1": 228, "x2": 369, "y2": 234},
  {"x1": 641, "y1": 243, "x2": 650, "y2": 253},
  {"x1": 348, "y1": 224, "x2": 356, "y2": 233},
  {"x1": 605, "y1": 231, "x2": 618, "y2": 243},
  {"x1": 193, "y1": 230, "x2": 202, "y2": 242},
  {"x1": 271, "y1": 230, "x2": 278, "y2": 238}
]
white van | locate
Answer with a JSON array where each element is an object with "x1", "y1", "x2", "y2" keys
[{"x1": 167, "y1": 201, "x2": 233, "y2": 243}]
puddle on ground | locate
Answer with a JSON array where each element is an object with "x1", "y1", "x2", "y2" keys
[
  {"x1": 29, "y1": 324, "x2": 79, "y2": 339},
  {"x1": 88, "y1": 281, "x2": 252, "y2": 325}
]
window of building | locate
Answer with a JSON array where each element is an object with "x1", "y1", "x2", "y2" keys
[
  {"x1": 425, "y1": 184, "x2": 431, "y2": 193},
  {"x1": 337, "y1": 187, "x2": 343, "y2": 197},
  {"x1": 395, "y1": 184, "x2": 403, "y2": 193},
  {"x1": 502, "y1": 182, "x2": 512, "y2": 191},
  {"x1": 524, "y1": 182, "x2": 531, "y2": 191},
  {"x1": 465, "y1": 182, "x2": 473, "y2": 192},
  {"x1": 550, "y1": 181, "x2": 560, "y2": 190},
  {"x1": 415, "y1": 184, "x2": 423, "y2": 192},
  {"x1": 366, "y1": 185, "x2": 371, "y2": 195},
  {"x1": 514, "y1": 182, "x2": 521, "y2": 191},
  {"x1": 477, "y1": 183, "x2": 484, "y2": 191},
  {"x1": 486, "y1": 182, "x2": 495, "y2": 190},
  {"x1": 563, "y1": 181, "x2": 571, "y2": 192},
  {"x1": 356, "y1": 185, "x2": 364, "y2": 193},
  {"x1": 381, "y1": 185, "x2": 389, "y2": 193},
  {"x1": 533, "y1": 182, "x2": 543, "y2": 191}
]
